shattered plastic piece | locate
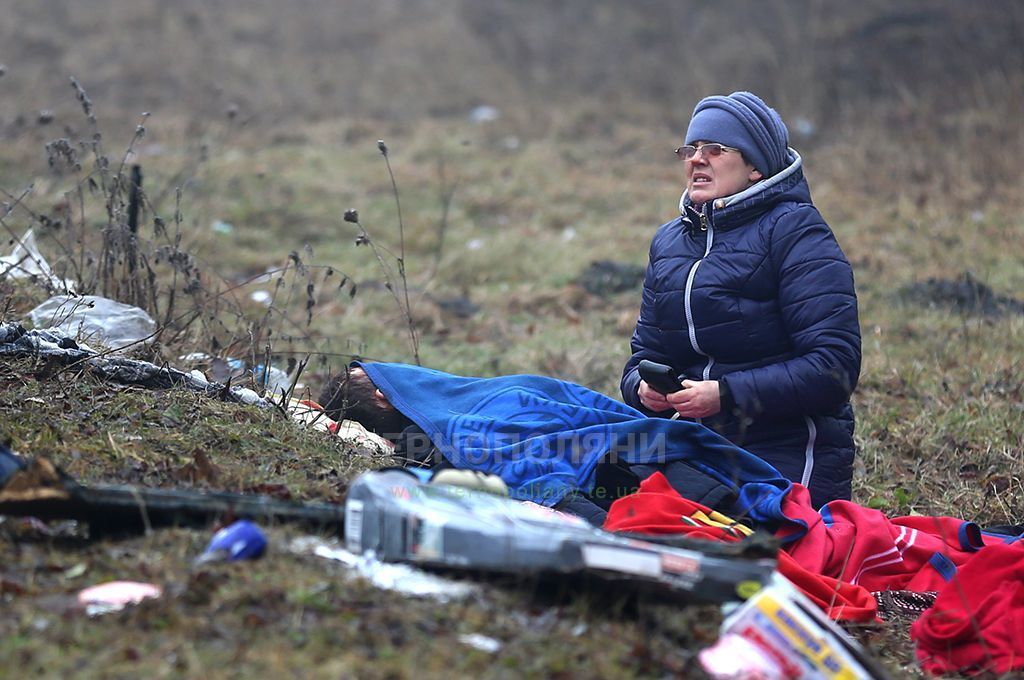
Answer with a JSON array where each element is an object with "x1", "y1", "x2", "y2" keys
[
  {"x1": 345, "y1": 469, "x2": 777, "y2": 603},
  {"x1": 197, "y1": 520, "x2": 267, "y2": 563},
  {"x1": 253, "y1": 363, "x2": 291, "y2": 396},
  {"x1": 28, "y1": 295, "x2": 157, "y2": 351},
  {"x1": 0, "y1": 229, "x2": 76, "y2": 292},
  {"x1": 302, "y1": 539, "x2": 477, "y2": 602},
  {"x1": 179, "y1": 352, "x2": 212, "y2": 363},
  {"x1": 233, "y1": 387, "x2": 263, "y2": 405},
  {"x1": 715, "y1": 573, "x2": 886, "y2": 679},
  {"x1": 78, "y1": 581, "x2": 162, "y2": 617},
  {"x1": 699, "y1": 632, "x2": 786, "y2": 679},
  {"x1": 211, "y1": 219, "x2": 234, "y2": 234},
  {"x1": 458, "y1": 633, "x2": 502, "y2": 653}
]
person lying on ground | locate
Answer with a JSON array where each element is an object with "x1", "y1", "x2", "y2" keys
[{"x1": 319, "y1": 362, "x2": 793, "y2": 527}]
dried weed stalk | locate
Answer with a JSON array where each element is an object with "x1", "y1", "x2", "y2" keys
[{"x1": 1, "y1": 78, "x2": 363, "y2": 395}]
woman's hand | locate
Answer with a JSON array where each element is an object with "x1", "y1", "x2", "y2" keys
[
  {"x1": 666, "y1": 379, "x2": 721, "y2": 419},
  {"x1": 638, "y1": 380, "x2": 673, "y2": 412}
]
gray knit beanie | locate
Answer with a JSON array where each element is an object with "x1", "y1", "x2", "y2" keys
[{"x1": 684, "y1": 91, "x2": 789, "y2": 176}]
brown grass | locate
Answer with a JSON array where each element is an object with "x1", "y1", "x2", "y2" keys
[{"x1": 1, "y1": 3, "x2": 1024, "y2": 677}]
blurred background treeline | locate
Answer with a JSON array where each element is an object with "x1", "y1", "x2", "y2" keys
[
  {"x1": 3, "y1": 0, "x2": 1022, "y2": 135},
  {"x1": 1, "y1": 0, "x2": 1022, "y2": 380}
]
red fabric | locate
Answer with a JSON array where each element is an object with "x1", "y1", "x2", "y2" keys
[
  {"x1": 911, "y1": 542, "x2": 1024, "y2": 676},
  {"x1": 604, "y1": 471, "x2": 748, "y2": 542},
  {"x1": 777, "y1": 484, "x2": 1001, "y2": 594},
  {"x1": 775, "y1": 551, "x2": 877, "y2": 622},
  {"x1": 605, "y1": 473, "x2": 877, "y2": 622}
]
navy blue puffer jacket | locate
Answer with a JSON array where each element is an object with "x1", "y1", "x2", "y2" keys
[{"x1": 621, "y1": 152, "x2": 860, "y2": 507}]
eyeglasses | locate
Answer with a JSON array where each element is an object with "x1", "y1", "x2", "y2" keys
[{"x1": 674, "y1": 143, "x2": 741, "y2": 161}]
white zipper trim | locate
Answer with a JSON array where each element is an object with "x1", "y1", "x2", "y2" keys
[
  {"x1": 683, "y1": 220, "x2": 714, "y2": 358},
  {"x1": 801, "y1": 416, "x2": 817, "y2": 487},
  {"x1": 683, "y1": 262, "x2": 705, "y2": 355},
  {"x1": 682, "y1": 218, "x2": 716, "y2": 424}
]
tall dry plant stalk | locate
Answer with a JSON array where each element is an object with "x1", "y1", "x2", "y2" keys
[
  {"x1": 342, "y1": 138, "x2": 421, "y2": 366},
  {"x1": 0, "y1": 78, "x2": 365, "y2": 396}
]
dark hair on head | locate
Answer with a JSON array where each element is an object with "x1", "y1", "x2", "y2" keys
[{"x1": 318, "y1": 365, "x2": 412, "y2": 441}]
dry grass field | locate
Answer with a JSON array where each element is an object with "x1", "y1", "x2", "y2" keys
[{"x1": 2, "y1": 2, "x2": 1024, "y2": 677}]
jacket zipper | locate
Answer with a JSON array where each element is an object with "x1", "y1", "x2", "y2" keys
[{"x1": 682, "y1": 206, "x2": 716, "y2": 421}]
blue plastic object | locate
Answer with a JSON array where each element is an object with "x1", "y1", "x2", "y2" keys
[
  {"x1": 0, "y1": 443, "x2": 26, "y2": 487},
  {"x1": 198, "y1": 520, "x2": 267, "y2": 563}
]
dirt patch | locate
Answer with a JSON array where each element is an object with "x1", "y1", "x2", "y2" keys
[
  {"x1": 575, "y1": 260, "x2": 645, "y2": 297},
  {"x1": 898, "y1": 271, "x2": 1024, "y2": 318}
]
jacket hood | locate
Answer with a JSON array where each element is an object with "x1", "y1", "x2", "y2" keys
[{"x1": 679, "y1": 148, "x2": 810, "y2": 230}]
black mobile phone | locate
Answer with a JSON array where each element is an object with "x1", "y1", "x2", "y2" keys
[{"x1": 638, "y1": 359, "x2": 684, "y2": 395}]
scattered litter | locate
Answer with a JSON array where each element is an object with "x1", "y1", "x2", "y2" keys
[
  {"x1": 211, "y1": 219, "x2": 234, "y2": 235},
  {"x1": 196, "y1": 520, "x2": 267, "y2": 564},
  {"x1": 466, "y1": 238, "x2": 484, "y2": 251},
  {"x1": 78, "y1": 581, "x2": 162, "y2": 617},
  {"x1": 202, "y1": 356, "x2": 247, "y2": 384},
  {"x1": 291, "y1": 536, "x2": 477, "y2": 603},
  {"x1": 253, "y1": 363, "x2": 291, "y2": 396},
  {"x1": 0, "y1": 229, "x2": 76, "y2": 292},
  {"x1": 28, "y1": 295, "x2": 157, "y2": 351},
  {"x1": 0, "y1": 322, "x2": 269, "y2": 408},
  {"x1": 699, "y1": 632, "x2": 786, "y2": 679},
  {"x1": 468, "y1": 105, "x2": 500, "y2": 123},
  {"x1": 560, "y1": 226, "x2": 577, "y2": 242},
  {"x1": 179, "y1": 352, "x2": 212, "y2": 363},
  {"x1": 345, "y1": 469, "x2": 776, "y2": 603},
  {"x1": 1, "y1": 442, "x2": 26, "y2": 487},
  {"x1": 458, "y1": 633, "x2": 502, "y2": 653},
  {"x1": 0, "y1": 455, "x2": 345, "y2": 536},
  {"x1": 899, "y1": 271, "x2": 1024, "y2": 318},
  {"x1": 233, "y1": 387, "x2": 264, "y2": 406},
  {"x1": 250, "y1": 290, "x2": 272, "y2": 305},
  {"x1": 792, "y1": 116, "x2": 817, "y2": 139},
  {"x1": 705, "y1": 573, "x2": 885, "y2": 679},
  {"x1": 63, "y1": 562, "x2": 88, "y2": 579},
  {"x1": 575, "y1": 259, "x2": 646, "y2": 297}
]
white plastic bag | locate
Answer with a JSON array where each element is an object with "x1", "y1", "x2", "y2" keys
[
  {"x1": 0, "y1": 229, "x2": 75, "y2": 292},
  {"x1": 28, "y1": 295, "x2": 157, "y2": 351}
]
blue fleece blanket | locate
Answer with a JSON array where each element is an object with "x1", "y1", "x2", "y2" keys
[{"x1": 359, "y1": 362, "x2": 792, "y2": 524}]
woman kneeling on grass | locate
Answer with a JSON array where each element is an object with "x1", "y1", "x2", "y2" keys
[{"x1": 621, "y1": 91, "x2": 861, "y2": 508}]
